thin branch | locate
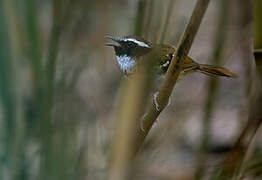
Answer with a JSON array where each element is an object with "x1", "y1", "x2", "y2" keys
[{"x1": 134, "y1": 0, "x2": 211, "y2": 153}]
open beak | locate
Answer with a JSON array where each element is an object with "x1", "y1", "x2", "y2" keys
[{"x1": 105, "y1": 35, "x2": 121, "y2": 47}]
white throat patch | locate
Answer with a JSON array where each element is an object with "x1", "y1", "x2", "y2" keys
[
  {"x1": 116, "y1": 55, "x2": 136, "y2": 74},
  {"x1": 121, "y1": 38, "x2": 150, "y2": 48}
]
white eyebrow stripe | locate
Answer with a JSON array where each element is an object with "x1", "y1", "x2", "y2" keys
[{"x1": 120, "y1": 38, "x2": 150, "y2": 48}]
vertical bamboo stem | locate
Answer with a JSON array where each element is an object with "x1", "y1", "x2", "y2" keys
[{"x1": 135, "y1": 0, "x2": 211, "y2": 154}]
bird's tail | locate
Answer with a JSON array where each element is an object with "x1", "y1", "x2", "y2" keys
[{"x1": 197, "y1": 64, "x2": 237, "y2": 77}]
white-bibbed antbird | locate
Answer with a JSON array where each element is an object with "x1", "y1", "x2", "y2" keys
[{"x1": 105, "y1": 35, "x2": 237, "y2": 78}]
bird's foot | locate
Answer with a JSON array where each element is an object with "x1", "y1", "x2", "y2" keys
[
  {"x1": 167, "y1": 96, "x2": 171, "y2": 107},
  {"x1": 140, "y1": 113, "x2": 147, "y2": 132},
  {"x1": 140, "y1": 113, "x2": 160, "y2": 132},
  {"x1": 153, "y1": 92, "x2": 160, "y2": 111}
]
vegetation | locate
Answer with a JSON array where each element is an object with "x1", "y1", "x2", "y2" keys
[{"x1": 0, "y1": 0, "x2": 261, "y2": 179}]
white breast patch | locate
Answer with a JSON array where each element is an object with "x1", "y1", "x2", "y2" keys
[{"x1": 116, "y1": 55, "x2": 136, "y2": 74}]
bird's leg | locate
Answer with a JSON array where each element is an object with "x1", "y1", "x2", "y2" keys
[
  {"x1": 140, "y1": 113, "x2": 147, "y2": 132},
  {"x1": 153, "y1": 91, "x2": 171, "y2": 110},
  {"x1": 153, "y1": 92, "x2": 160, "y2": 111},
  {"x1": 167, "y1": 96, "x2": 171, "y2": 107},
  {"x1": 140, "y1": 112, "x2": 160, "y2": 132}
]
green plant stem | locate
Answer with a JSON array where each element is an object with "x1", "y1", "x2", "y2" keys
[
  {"x1": 135, "y1": 0, "x2": 211, "y2": 154},
  {"x1": 0, "y1": 1, "x2": 16, "y2": 178},
  {"x1": 25, "y1": 0, "x2": 43, "y2": 89},
  {"x1": 3, "y1": 1, "x2": 31, "y2": 179},
  {"x1": 39, "y1": 0, "x2": 67, "y2": 179}
]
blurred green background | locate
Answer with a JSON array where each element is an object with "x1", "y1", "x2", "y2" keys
[{"x1": 0, "y1": 0, "x2": 261, "y2": 179}]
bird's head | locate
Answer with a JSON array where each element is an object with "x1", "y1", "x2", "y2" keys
[
  {"x1": 105, "y1": 35, "x2": 152, "y2": 59},
  {"x1": 106, "y1": 35, "x2": 175, "y2": 75}
]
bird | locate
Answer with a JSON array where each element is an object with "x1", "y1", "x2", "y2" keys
[{"x1": 105, "y1": 35, "x2": 237, "y2": 78}]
